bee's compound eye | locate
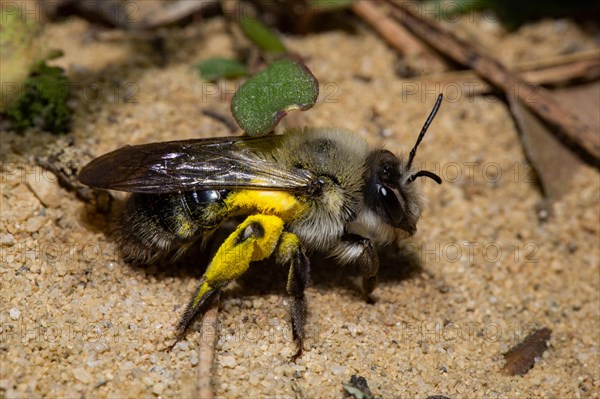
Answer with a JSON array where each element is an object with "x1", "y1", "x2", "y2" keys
[{"x1": 378, "y1": 185, "x2": 403, "y2": 226}]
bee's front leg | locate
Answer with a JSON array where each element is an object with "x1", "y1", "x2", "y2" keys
[
  {"x1": 171, "y1": 214, "x2": 285, "y2": 347},
  {"x1": 276, "y1": 232, "x2": 310, "y2": 360},
  {"x1": 332, "y1": 234, "x2": 379, "y2": 303}
]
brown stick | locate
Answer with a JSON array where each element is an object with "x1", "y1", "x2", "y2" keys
[
  {"x1": 351, "y1": 0, "x2": 447, "y2": 73},
  {"x1": 521, "y1": 57, "x2": 600, "y2": 86},
  {"x1": 386, "y1": 0, "x2": 600, "y2": 164},
  {"x1": 197, "y1": 305, "x2": 219, "y2": 399},
  {"x1": 202, "y1": 109, "x2": 239, "y2": 133},
  {"x1": 515, "y1": 49, "x2": 600, "y2": 70},
  {"x1": 407, "y1": 54, "x2": 600, "y2": 97}
]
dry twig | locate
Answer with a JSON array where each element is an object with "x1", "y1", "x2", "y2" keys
[
  {"x1": 196, "y1": 304, "x2": 219, "y2": 399},
  {"x1": 386, "y1": 0, "x2": 600, "y2": 165},
  {"x1": 202, "y1": 109, "x2": 239, "y2": 133},
  {"x1": 351, "y1": 0, "x2": 447, "y2": 73},
  {"x1": 408, "y1": 50, "x2": 600, "y2": 96}
]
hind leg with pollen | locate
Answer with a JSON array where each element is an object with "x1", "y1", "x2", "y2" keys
[{"x1": 172, "y1": 214, "x2": 285, "y2": 344}]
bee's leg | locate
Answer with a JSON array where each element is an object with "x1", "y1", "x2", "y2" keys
[
  {"x1": 333, "y1": 234, "x2": 379, "y2": 303},
  {"x1": 172, "y1": 214, "x2": 285, "y2": 346},
  {"x1": 276, "y1": 232, "x2": 310, "y2": 360}
]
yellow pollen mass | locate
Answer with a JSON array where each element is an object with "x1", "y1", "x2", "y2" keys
[{"x1": 225, "y1": 190, "x2": 305, "y2": 221}]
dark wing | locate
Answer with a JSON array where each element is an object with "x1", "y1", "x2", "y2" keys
[{"x1": 78, "y1": 136, "x2": 314, "y2": 193}]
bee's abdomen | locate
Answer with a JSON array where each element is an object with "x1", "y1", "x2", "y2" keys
[{"x1": 117, "y1": 190, "x2": 228, "y2": 264}]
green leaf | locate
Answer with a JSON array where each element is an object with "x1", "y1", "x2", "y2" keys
[
  {"x1": 238, "y1": 15, "x2": 287, "y2": 54},
  {"x1": 309, "y1": 0, "x2": 354, "y2": 11},
  {"x1": 231, "y1": 59, "x2": 319, "y2": 137},
  {"x1": 194, "y1": 58, "x2": 248, "y2": 81}
]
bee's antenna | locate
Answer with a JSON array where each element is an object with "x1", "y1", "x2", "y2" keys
[
  {"x1": 406, "y1": 94, "x2": 443, "y2": 170},
  {"x1": 407, "y1": 170, "x2": 442, "y2": 184}
]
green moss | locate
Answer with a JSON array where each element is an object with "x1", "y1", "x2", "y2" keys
[{"x1": 6, "y1": 61, "x2": 72, "y2": 134}]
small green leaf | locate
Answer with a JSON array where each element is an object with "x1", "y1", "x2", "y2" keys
[
  {"x1": 238, "y1": 15, "x2": 287, "y2": 54},
  {"x1": 309, "y1": 0, "x2": 354, "y2": 11},
  {"x1": 194, "y1": 58, "x2": 248, "y2": 81},
  {"x1": 231, "y1": 59, "x2": 319, "y2": 137}
]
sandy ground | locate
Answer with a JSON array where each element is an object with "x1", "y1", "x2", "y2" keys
[{"x1": 1, "y1": 6, "x2": 599, "y2": 399}]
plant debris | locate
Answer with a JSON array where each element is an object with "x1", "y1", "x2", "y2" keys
[
  {"x1": 502, "y1": 327, "x2": 552, "y2": 376},
  {"x1": 385, "y1": 0, "x2": 599, "y2": 166},
  {"x1": 35, "y1": 138, "x2": 113, "y2": 213}
]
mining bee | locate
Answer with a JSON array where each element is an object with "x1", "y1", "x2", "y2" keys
[{"x1": 79, "y1": 94, "x2": 443, "y2": 358}]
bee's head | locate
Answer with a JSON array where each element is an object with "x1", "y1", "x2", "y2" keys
[{"x1": 364, "y1": 95, "x2": 443, "y2": 236}]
